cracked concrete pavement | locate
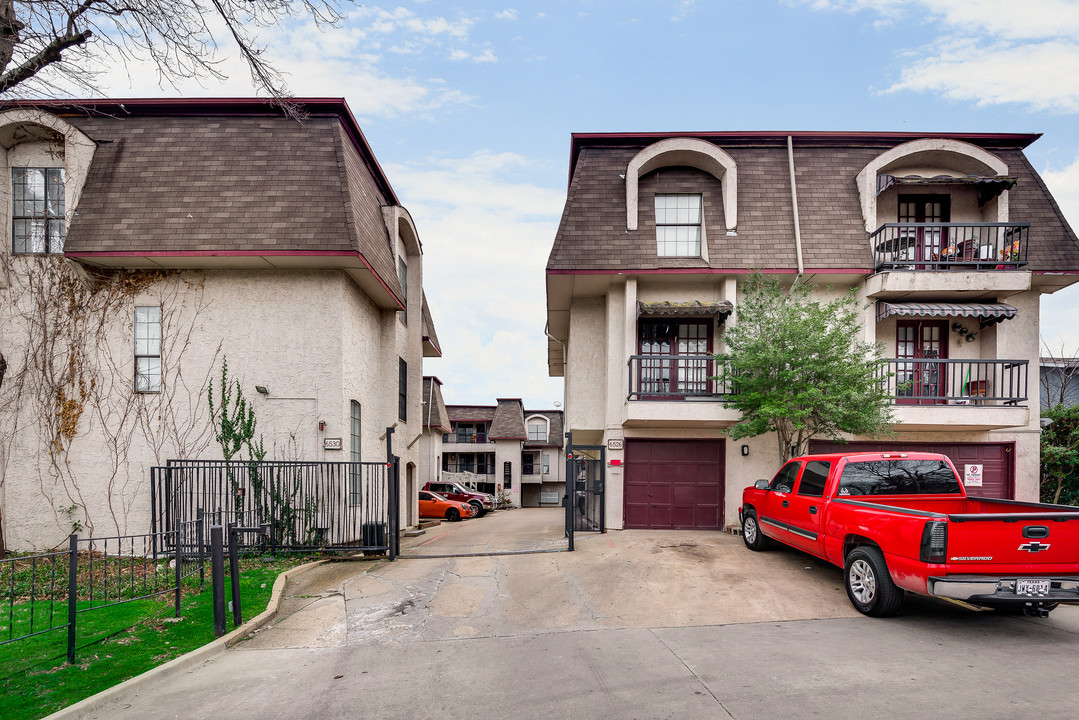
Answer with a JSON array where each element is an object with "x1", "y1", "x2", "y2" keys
[{"x1": 73, "y1": 508, "x2": 1079, "y2": 719}]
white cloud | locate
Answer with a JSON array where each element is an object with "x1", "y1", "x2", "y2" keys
[
  {"x1": 448, "y1": 48, "x2": 498, "y2": 63},
  {"x1": 496, "y1": 9, "x2": 519, "y2": 20},
  {"x1": 671, "y1": 0, "x2": 697, "y2": 22},
  {"x1": 803, "y1": 0, "x2": 1079, "y2": 112},
  {"x1": 387, "y1": 151, "x2": 565, "y2": 406},
  {"x1": 886, "y1": 39, "x2": 1079, "y2": 112}
]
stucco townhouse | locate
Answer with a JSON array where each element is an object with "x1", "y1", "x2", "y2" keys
[
  {"x1": 545, "y1": 131, "x2": 1079, "y2": 532},
  {"x1": 0, "y1": 98, "x2": 442, "y2": 551},
  {"x1": 440, "y1": 400, "x2": 566, "y2": 508}
]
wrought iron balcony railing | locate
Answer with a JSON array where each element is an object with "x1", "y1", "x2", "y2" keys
[
  {"x1": 877, "y1": 358, "x2": 1028, "y2": 406},
  {"x1": 627, "y1": 355, "x2": 734, "y2": 400},
  {"x1": 871, "y1": 222, "x2": 1029, "y2": 271},
  {"x1": 442, "y1": 432, "x2": 489, "y2": 444}
]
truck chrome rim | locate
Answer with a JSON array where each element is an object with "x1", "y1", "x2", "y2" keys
[
  {"x1": 744, "y1": 517, "x2": 758, "y2": 543},
  {"x1": 849, "y1": 559, "x2": 877, "y2": 603}
]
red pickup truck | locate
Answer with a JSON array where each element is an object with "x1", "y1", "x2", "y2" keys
[{"x1": 739, "y1": 452, "x2": 1079, "y2": 617}]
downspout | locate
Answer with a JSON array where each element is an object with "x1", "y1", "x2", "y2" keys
[
  {"x1": 787, "y1": 135, "x2": 805, "y2": 284},
  {"x1": 427, "y1": 377, "x2": 437, "y2": 481},
  {"x1": 544, "y1": 321, "x2": 568, "y2": 435}
]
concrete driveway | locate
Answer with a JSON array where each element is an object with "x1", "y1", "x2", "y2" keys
[{"x1": 64, "y1": 509, "x2": 1079, "y2": 719}]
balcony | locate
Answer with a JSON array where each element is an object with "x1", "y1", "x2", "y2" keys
[
  {"x1": 871, "y1": 223, "x2": 1029, "y2": 272},
  {"x1": 442, "y1": 431, "x2": 488, "y2": 444},
  {"x1": 625, "y1": 355, "x2": 741, "y2": 428},
  {"x1": 443, "y1": 463, "x2": 492, "y2": 473},
  {"x1": 879, "y1": 358, "x2": 1030, "y2": 430},
  {"x1": 627, "y1": 355, "x2": 733, "y2": 401}
]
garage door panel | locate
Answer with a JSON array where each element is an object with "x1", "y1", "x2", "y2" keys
[
  {"x1": 624, "y1": 439, "x2": 725, "y2": 530},
  {"x1": 808, "y1": 440, "x2": 1013, "y2": 499}
]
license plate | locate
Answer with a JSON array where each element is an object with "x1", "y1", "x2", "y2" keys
[{"x1": 1015, "y1": 579, "x2": 1051, "y2": 595}]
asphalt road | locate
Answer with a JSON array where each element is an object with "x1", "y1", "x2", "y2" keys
[{"x1": 67, "y1": 509, "x2": 1079, "y2": 720}]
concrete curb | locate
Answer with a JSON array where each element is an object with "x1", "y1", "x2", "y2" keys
[{"x1": 43, "y1": 559, "x2": 332, "y2": 720}]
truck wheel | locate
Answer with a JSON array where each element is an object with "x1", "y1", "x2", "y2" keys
[
  {"x1": 741, "y1": 510, "x2": 771, "y2": 551},
  {"x1": 844, "y1": 546, "x2": 903, "y2": 617},
  {"x1": 470, "y1": 501, "x2": 486, "y2": 517}
]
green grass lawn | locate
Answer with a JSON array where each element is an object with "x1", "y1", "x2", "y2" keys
[{"x1": 0, "y1": 555, "x2": 314, "y2": 720}]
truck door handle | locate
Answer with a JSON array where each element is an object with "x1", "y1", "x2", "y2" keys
[
  {"x1": 809, "y1": 506, "x2": 818, "y2": 514},
  {"x1": 782, "y1": 500, "x2": 789, "y2": 508}
]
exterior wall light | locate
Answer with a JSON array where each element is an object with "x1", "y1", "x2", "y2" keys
[
  {"x1": 741, "y1": 445, "x2": 749, "y2": 456},
  {"x1": 255, "y1": 385, "x2": 269, "y2": 395}
]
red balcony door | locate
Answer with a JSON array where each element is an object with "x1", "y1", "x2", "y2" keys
[
  {"x1": 896, "y1": 319, "x2": 948, "y2": 405},
  {"x1": 898, "y1": 195, "x2": 950, "y2": 267},
  {"x1": 638, "y1": 320, "x2": 712, "y2": 398}
]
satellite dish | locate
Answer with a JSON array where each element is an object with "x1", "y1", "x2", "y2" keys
[{"x1": 553, "y1": 401, "x2": 562, "y2": 408}]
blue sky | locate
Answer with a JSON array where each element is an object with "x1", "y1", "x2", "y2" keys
[{"x1": 90, "y1": 0, "x2": 1079, "y2": 408}]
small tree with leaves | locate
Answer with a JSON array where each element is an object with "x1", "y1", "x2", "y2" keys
[
  {"x1": 207, "y1": 356, "x2": 257, "y2": 520},
  {"x1": 718, "y1": 273, "x2": 894, "y2": 462},
  {"x1": 1041, "y1": 403, "x2": 1079, "y2": 506}
]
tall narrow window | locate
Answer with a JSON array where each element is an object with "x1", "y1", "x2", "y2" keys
[
  {"x1": 654, "y1": 194, "x2": 701, "y2": 257},
  {"x1": 398, "y1": 358, "x2": 407, "y2": 421},
  {"x1": 13, "y1": 168, "x2": 65, "y2": 254},
  {"x1": 503, "y1": 461, "x2": 512, "y2": 489},
  {"x1": 397, "y1": 258, "x2": 408, "y2": 325},
  {"x1": 349, "y1": 400, "x2": 362, "y2": 503},
  {"x1": 134, "y1": 306, "x2": 161, "y2": 392}
]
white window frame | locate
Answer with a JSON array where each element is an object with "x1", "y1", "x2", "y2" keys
[
  {"x1": 654, "y1": 193, "x2": 702, "y2": 257},
  {"x1": 12, "y1": 167, "x2": 65, "y2": 254},
  {"x1": 526, "y1": 415, "x2": 549, "y2": 443},
  {"x1": 134, "y1": 305, "x2": 161, "y2": 393}
]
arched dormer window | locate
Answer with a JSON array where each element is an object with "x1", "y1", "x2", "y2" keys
[
  {"x1": 856, "y1": 139, "x2": 1010, "y2": 232},
  {"x1": 626, "y1": 138, "x2": 738, "y2": 232},
  {"x1": 0, "y1": 109, "x2": 96, "y2": 256},
  {"x1": 526, "y1": 415, "x2": 549, "y2": 443}
]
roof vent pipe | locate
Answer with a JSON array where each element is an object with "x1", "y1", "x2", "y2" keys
[{"x1": 787, "y1": 136, "x2": 805, "y2": 280}]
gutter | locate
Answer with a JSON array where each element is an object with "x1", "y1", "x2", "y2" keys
[{"x1": 544, "y1": 321, "x2": 568, "y2": 427}]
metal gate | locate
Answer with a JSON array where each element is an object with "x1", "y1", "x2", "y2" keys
[
  {"x1": 565, "y1": 434, "x2": 605, "y2": 550},
  {"x1": 151, "y1": 458, "x2": 399, "y2": 556}
]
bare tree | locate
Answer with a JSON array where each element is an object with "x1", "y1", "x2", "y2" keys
[
  {"x1": 1040, "y1": 341, "x2": 1079, "y2": 411},
  {"x1": 0, "y1": 0, "x2": 347, "y2": 103}
]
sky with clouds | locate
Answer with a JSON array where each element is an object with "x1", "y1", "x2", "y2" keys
[{"x1": 75, "y1": 0, "x2": 1079, "y2": 407}]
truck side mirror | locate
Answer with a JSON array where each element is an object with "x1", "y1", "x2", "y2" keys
[{"x1": 754, "y1": 479, "x2": 770, "y2": 490}]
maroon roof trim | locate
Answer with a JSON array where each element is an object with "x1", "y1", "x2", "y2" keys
[
  {"x1": 67, "y1": 248, "x2": 405, "y2": 310},
  {"x1": 6, "y1": 97, "x2": 400, "y2": 206},
  {"x1": 547, "y1": 267, "x2": 871, "y2": 276}
]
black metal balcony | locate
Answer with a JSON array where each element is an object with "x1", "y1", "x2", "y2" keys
[
  {"x1": 871, "y1": 223, "x2": 1029, "y2": 271},
  {"x1": 878, "y1": 358, "x2": 1028, "y2": 405},
  {"x1": 627, "y1": 355, "x2": 734, "y2": 400},
  {"x1": 442, "y1": 431, "x2": 488, "y2": 444}
]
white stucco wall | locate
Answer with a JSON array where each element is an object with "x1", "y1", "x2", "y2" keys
[{"x1": 0, "y1": 264, "x2": 423, "y2": 550}]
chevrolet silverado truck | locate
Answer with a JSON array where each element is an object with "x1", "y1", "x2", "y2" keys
[{"x1": 739, "y1": 452, "x2": 1079, "y2": 617}]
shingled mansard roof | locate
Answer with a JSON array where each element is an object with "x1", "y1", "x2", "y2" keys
[
  {"x1": 421, "y1": 377, "x2": 452, "y2": 433},
  {"x1": 547, "y1": 131, "x2": 1079, "y2": 274},
  {"x1": 524, "y1": 410, "x2": 564, "y2": 448},
  {"x1": 7, "y1": 98, "x2": 413, "y2": 311}
]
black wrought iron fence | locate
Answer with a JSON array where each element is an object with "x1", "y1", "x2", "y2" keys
[
  {"x1": 870, "y1": 222, "x2": 1029, "y2": 270},
  {"x1": 877, "y1": 358, "x2": 1028, "y2": 405},
  {"x1": 152, "y1": 460, "x2": 392, "y2": 554},
  {"x1": 0, "y1": 522, "x2": 200, "y2": 662}
]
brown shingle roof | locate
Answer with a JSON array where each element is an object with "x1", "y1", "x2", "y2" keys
[
  {"x1": 421, "y1": 293, "x2": 442, "y2": 357},
  {"x1": 43, "y1": 99, "x2": 404, "y2": 303},
  {"x1": 524, "y1": 410, "x2": 564, "y2": 448},
  {"x1": 548, "y1": 134, "x2": 1079, "y2": 274},
  {"x1": 446, "y1": 406, "x2": 496, "y2": 423},
  {"x1": 489, "y1": 398, "x2": 526, "y2": 440},
  {"x1": 422, "y1": 377, "x2": 452, "y2": 432}
]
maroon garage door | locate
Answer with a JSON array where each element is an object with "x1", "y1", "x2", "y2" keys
[
  {"x1": 624, "y1": 439, "x2": 724, "y2": 529},
  {"x1": 809, "y1": 441, "x2": 1015, "y2": 499}
]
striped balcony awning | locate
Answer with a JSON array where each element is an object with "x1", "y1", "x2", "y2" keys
[
  {"x1": 876, "y1": 301, "x2": 1018, "y2": 327},
  {"x1": 638, "y1": 300, "x2": 734, "y2": 319}
]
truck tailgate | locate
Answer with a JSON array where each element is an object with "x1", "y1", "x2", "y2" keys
[{"x1": 945, "y1": 511, "x2": 1079, "y2": 574}]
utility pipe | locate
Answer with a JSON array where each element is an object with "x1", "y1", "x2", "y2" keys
[{"x1": 787, "y1": 135, "x2": 805, "y2": 280}]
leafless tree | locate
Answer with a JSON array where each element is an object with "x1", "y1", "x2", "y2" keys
[
  {"x1": 0, "y1": 0, "x2": 347, "y2": 104},
  {"x1": 1040, "y1": 341, "x2": 1079, "y2": 411}
]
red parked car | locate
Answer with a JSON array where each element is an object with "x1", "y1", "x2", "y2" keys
[
  {"x1": 740, "y1": 452, "x2": 1079, "y2": 617},
  {"x1": 418, "y1": 490, "x2": 475, "y2": 522},
  {"x1": 423, "y1": 481, "x2": 495, "y2": 517}
]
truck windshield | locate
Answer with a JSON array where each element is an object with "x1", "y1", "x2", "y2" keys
[{"x1": 838, "y1": 459, "x2": 961, "y2": 496}]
